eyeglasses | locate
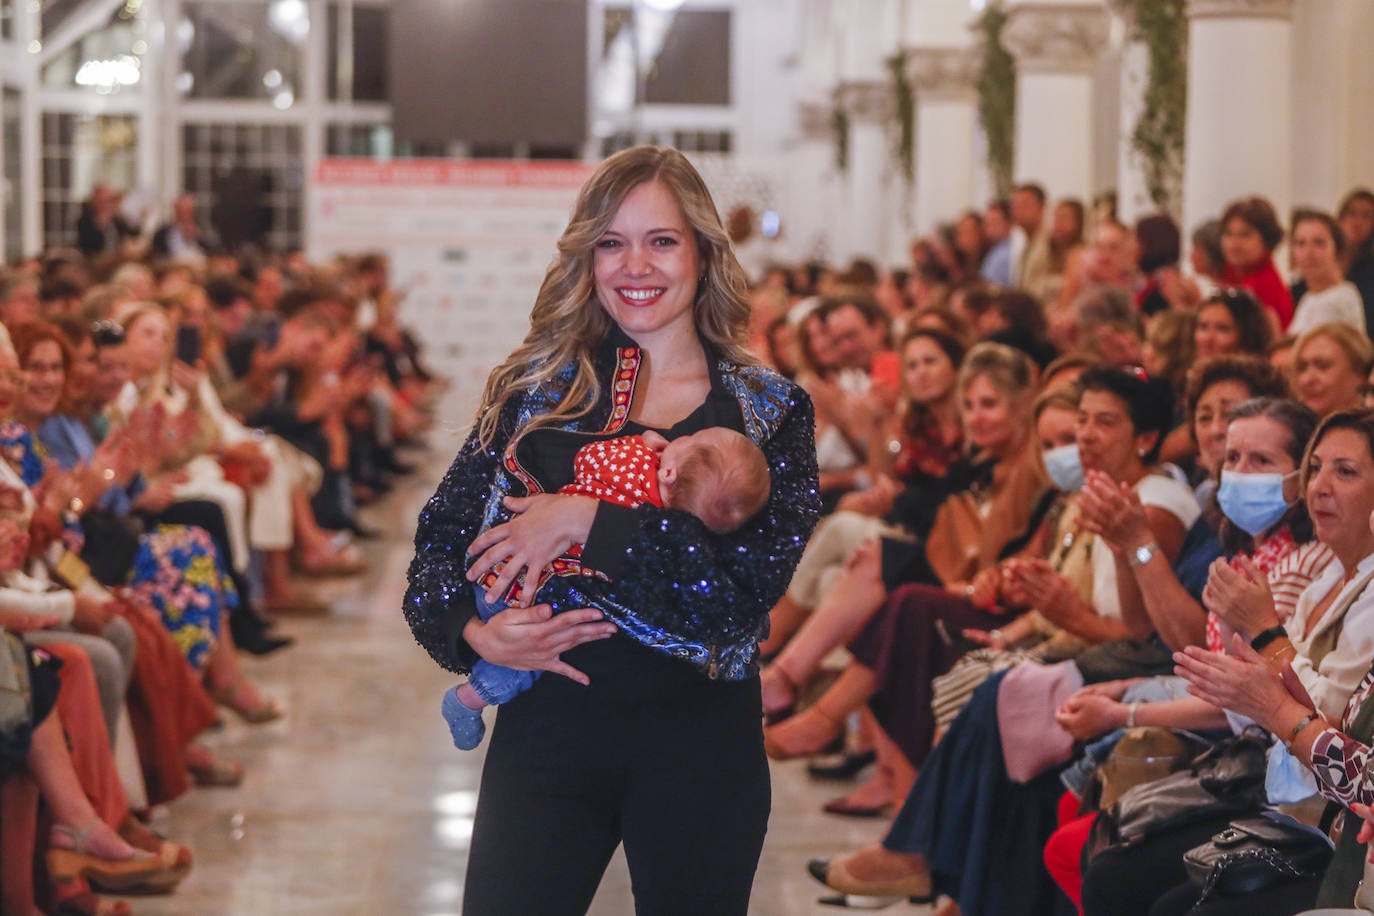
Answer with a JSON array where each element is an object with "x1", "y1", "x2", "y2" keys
[{"x1": 91, "y1": 319, "x2": 125, "y2": 346}]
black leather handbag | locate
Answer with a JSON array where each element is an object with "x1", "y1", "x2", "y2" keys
[{"x1": 1183, "y1": 811, "x2": 1333, "y2": 901}]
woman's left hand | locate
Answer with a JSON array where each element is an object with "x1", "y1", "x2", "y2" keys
[
  {"x1": 1006, "y1": 559, "x2": 1075, "y2": 619},
  {"x1": 1173, "y1": 634, "x2": 1306, "y2": 727},
  {"x1": 465, "y1": 494, "x2": 599, "y2": 606},
  {"x1": 1077, "y1": 471, "x2": 1152, "y2": 556},
  {"x1": 1055, "y1": 692, "x2": 1127, "y2": 741},
  {"x1": 1202, "y1": 556, "x2": 1282, "y2": 638}
]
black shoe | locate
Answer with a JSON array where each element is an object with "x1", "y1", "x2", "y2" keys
[
  {"x1": 807, "y1": 750, "x2": 878, "y2": 782},
  {"x1": 236, "y1": 632, "x2": 294, "y2": 656}
]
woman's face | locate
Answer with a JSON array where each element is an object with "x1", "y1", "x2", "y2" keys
[
  {"x1": 901, "y1": 336, "x2": 957, "y2": 406},
  {"x1": 66, "y1": 337, "x2": 97, "y2": 407},
  {"x1": 21, "y1": 340, "x2": 65, "y2": 420},
  {"x1": 1295, "y1": 334, "x2": 1364, "y2": 417},
  {"x1": 1221, "y1": 217, "x2": 1268, "y2": 272},
  {"x1": 1194, "y1": 303, "x2": 1240, "y2": 360},
  {"x1": 1193, "y1": 379, "x2": 1253, "y2": 474},
  {"x1": 1036, "y1": 405, "x2": 1078, "y2": 452},
  {"x1": 0, "y1": 350, "x2": 24, "y2": 419},
  {"x1": 803, "y1": 314, "x2": 839, "y2": 371},
  {"x1": 592, "y1": 180, "x2": 702, "y2": 347},
  {"x1": 1050, "y1": 204, "x2": 1081, "y2": 244},
  {"x1": 126, "y1": 310, "x2": 171, "y2": 378},
  {"x1": 1341, "y1": 198, "x2": 1374, "y2": 251},
  {"x1": 1291, "y1": 220, "x2": 1339, "y2": 281},
  {"x1": 960, "y1": 374, "x2": 1020, "y2": 455},
  {"x1": 1305, "y1": 428, "x2": 1374, "y2": 556},
  {"x1": 1076, "y1": 389, "x2": 1148, "y2": 479},
  {"x1": 954, "y1": 215, "x2": 982, "y2": 256},
  {"x1": 1223, "y1": 415, "x2": 1300, "y2": 520}
]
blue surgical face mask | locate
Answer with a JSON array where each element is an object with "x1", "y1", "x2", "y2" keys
[
  {"x1": 1044, "y1": 443, "x2": 1085, "y2": 493},
  {"x1": 1217, "y1": 469, "x2": 1298, "y2": 536},
  {"x1": 1265, "y1": 739, "x2": 1318, "y2": 804}
]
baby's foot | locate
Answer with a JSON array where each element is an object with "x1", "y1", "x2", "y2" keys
[{"x1": 441, "y1": 686, "x2": 487, "y2": 750}]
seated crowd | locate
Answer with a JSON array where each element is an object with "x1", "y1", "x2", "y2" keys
[
  {"x1": 0, "y1": 216, "x2": 439, "y2": 916},
  {"x1": 752, "y1": 183, "x2": 1374, "y2": 915}
]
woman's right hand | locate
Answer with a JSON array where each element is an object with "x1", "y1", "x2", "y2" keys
[{"x1": 462, "y1": 604, "x2": 617, "y2": 686}]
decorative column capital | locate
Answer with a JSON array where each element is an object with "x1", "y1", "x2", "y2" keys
[
  {"x1": 904, "y1": 47, "x2": 980, "y2": 102},
  {"x1": 1001, "y1": 2, "x2": 1111, "y2": 75},
  {"x1": 835, "y1": 80, "x2": 894, "y2": 124},
  {"x1": 1187, "y1": 0, "x2": 1294, "y2": 20},
  {"x1": 797, "y1": 100, "x2": 833, "y2": 142}
]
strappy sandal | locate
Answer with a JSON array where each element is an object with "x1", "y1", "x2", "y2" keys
[
  {"x1": 118, "y1": 816, "x2": 193, "y2": 880},
  {"x1": 48, "y1": 824, "x2": 183, "y2": 895},
  {"x1": 52, "y1": 888, "x2": 133, "y2": 916}
]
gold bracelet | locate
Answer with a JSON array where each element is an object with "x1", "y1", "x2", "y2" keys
[{"x1": 1266, "y1": 644, "x2": 1297, "y2": 665}]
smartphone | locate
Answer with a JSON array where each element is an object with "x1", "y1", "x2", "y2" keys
[
  {"x1": 871, "y1": 350, "x2": 901, "y2": 390},
  {"x1": 175, "y1": 325, "x2": 202, "y2": 366}
]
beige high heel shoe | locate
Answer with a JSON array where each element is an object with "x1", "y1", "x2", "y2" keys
[{"x1": 47, "y1": 824, "x2": 184, "y2": 895}]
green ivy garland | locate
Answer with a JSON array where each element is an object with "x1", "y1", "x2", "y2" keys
[
  {"x1": 832, "y1": 102, "x2": 850, "y2": 173},
  {"x1": 886, "y1": 50, "x2": 915, "y2": 184},
  {"x1": 976, "y1": 3, "x2": 1015, "y2": 197},
  {"x1": 1123, "y1": 0, "x2": 1187, "y2": 212}
]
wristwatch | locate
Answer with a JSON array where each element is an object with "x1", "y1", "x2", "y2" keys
[
  {"x1": 1128, "y1": 542, "x2": 1159, "y2": 568},
  {"x1": 1250, "y1": 624, "x2": 1288, "y2": 652}
]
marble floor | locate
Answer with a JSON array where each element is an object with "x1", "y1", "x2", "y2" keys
[{"x1": 121, "y1": 392, "x2": 925, "y2": 916}]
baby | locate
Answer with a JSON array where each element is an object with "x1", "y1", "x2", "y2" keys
[{"x1": 442, "y1": 426, "x2": 771, "y2": 749}]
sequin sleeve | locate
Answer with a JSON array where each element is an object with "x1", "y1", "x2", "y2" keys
[
  {"x1": 402, "y1": 403, "x2": 518, "y2": 674},
  {"x1": 578, "y1": 387, "x2": 820, "y2": 644}
]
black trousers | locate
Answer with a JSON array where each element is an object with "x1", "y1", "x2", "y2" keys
[{"x1": 461, "y1": 637, "x2": 771, "y2": 916}]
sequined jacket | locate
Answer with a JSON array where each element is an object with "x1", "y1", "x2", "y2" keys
[{"x1": 403, "y1": 332, "x2": 820, "y2": 681}]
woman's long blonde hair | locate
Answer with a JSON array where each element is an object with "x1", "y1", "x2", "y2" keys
[{"x1": 475, "y1": 146, "x2": 755, "y2": 447}]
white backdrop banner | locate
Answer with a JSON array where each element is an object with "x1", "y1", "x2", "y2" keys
[{"x1": 307, "y1": 158, "x2": 594, "y2": 412}]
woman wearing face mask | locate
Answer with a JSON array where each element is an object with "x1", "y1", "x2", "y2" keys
[
  {"x1": 1082, "y1": 406, "x2": 1374, "y2": 916},
  {"x1": 1293, "y1": 322, "x2": 1373, "y2": 418},
  {"x1": 806, "y1": 367, "x2": 1207, "y2": 912},
  {"x1": 1045, "y1": 390, "x2": 1310, "y2": 911},
  {"x1": 759, "y1": 328, "x2": 966, "y2": 657},
  {"x1": 760, "y1": 345, "x2": 1048, "y2": 749}
]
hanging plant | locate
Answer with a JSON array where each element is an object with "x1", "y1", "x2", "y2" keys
[
  {"x1": 832, "y1": 102, "x2": 850, "y2": 173},
  {"x1": 886, "y1": 49, "x2": 915, "y2": 184},
  {"x1": 1123, "y1": 0, "x2": 1187, "y2": 213},
  {"x1": 976, "y1": 2, "x2": 1015, "y2": 197}
]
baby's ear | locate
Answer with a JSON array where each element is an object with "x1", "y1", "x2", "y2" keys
[{"x1": 660, "y1": 464, "x2": 678, "y2": 485}]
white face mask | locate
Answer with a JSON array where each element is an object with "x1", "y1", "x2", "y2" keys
[{"x1": 1043, "y1": 443, "x2": 1085, "y2": 493}]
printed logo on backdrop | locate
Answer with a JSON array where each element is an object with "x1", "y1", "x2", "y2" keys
[
  {"x1": 307, "y1": 156, "x2": 784, "y2": 413},
  {"x1": 307, "y1": 159, "x2": 595, "y2": 414}
]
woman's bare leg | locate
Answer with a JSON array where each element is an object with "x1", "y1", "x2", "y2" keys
[
  {"x1": 757, "y1": 593, "x2": 808, "y2": 659},
  {"x1": 27, "y1": 716, "x2": 137, "y2": 860},
  {"x1": 761, "y1": 545, "x2": 888, "y2": 710},
  {"x1": 835, "y1": 709, "x2": 917, "y2": 809},
  {"x1": 764, "y1": 664, "x2": 878, "y2": 759}
]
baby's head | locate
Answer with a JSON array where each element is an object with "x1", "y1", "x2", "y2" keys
[{"x1": 644, "y1": 428, "x2": 770, "y2": 533}]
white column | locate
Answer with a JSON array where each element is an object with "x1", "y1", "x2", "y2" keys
[
  {"x1": 835, "y1": 79, "x2": 893, "y2": 263},
  {"x1": 1001, "y1": 1, "x2": 1111, "y2": 203},
  {"x1": 786, "y1": 99, "x2": 841, "y2": 263},
  {"x1": 1181, "y1": 0, "x2": 1293, "y2": 238},
  {"x1": 1112, "y1": 17, "x2": 1153, "y2": 223},
  {"x1": 906, "y1": 47, "x2": 980, "y2": 236}
]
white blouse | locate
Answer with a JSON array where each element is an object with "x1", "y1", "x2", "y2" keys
[{"x1": 1286, "y1": 551, "x2": 1374, "y2": 720}]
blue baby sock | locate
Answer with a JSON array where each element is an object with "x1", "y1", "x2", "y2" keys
[{"x1": 441, "y1": 686, "x2": 487, "y2": 750}]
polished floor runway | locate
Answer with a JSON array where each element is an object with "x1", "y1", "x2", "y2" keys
[{"x1": 126, "y1": 392, "x2": 920, "y2": 915}]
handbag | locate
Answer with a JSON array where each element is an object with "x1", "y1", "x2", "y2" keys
[
  {"x1": 0, "y1": 630, "x2": 34, "y2": 770},
  {"x1": 1183, "y1": 811, "x2": 1333, "y2": 901},
  {"x1": 1085, "y1": 729, "x2": 1270, "y2": 861}
]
